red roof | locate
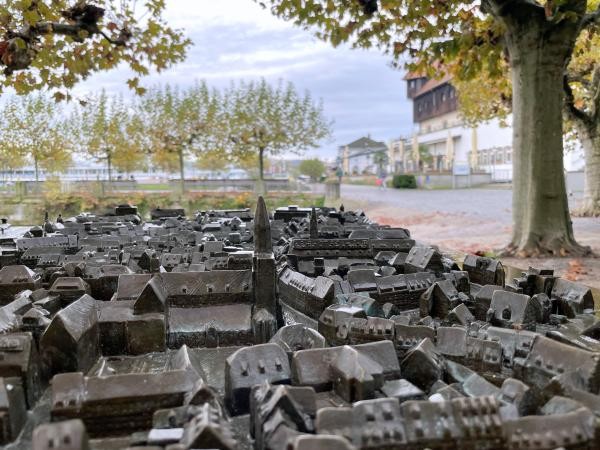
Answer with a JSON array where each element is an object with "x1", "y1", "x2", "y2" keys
[
  {"x1": 403, "y1": 70, "x2": 425, "y2": 80},
  {"x1": 412, "y1": 74, "x2": 452, "y2": 97}
]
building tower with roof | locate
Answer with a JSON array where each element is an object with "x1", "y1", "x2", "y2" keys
[{"x1": 390, "y1": 72, "x2": 514, "y2": 184}]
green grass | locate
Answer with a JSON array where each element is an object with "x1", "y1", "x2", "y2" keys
[{"x1": 134, "y1": 183, "x2": 171, "y2": 191}]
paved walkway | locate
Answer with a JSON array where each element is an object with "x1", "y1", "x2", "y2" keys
[{"x1": 339, "y1": 184, "x2": 600, "y2": 289}]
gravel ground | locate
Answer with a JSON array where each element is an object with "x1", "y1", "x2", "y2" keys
[{"x1": 339, "y1": 184, "x2": 600, "y2": 290}]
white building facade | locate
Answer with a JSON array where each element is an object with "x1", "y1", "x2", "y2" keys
[
  {"x1": 390, "y1": 73, "x2": 583, "y2": 184},
  {"x1": 338, "y1": 136, "x2": 389, "y2": 176}
]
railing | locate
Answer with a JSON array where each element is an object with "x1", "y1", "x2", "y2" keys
[{"x1": 0, "y1": 178, "x2": 313, "y2": 196}]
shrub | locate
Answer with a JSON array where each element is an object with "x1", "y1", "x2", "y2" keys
[{"x1": 392, "y1": 174, "x2": 417, "y2": 189}]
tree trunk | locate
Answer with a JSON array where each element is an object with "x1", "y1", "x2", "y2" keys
[
  {"x1": 178, "y1": 147, "x2": 185, "y2": 195},
  {"x1": 107, "y1": 153, "x2": 112, "y2": 182},
  {"x1": 501, "y1": 14, "x2": 590, "y2": 256},
  {"x1": 258, "y1": 147, "x2": 265, "y2": 181},
  {"x1": 577, "y1": 123, "x2": 600, "y2": 216},
  {"x1": 34, "y1": 157, "x2": 39, "y2": 183}
]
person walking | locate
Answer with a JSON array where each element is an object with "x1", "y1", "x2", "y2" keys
[
  {"x1": 336, "y1": 166, "x2": 343, "y2": 183},
  {"x1": 377, "y1": 168, "x2": 388, "y2": 190}
]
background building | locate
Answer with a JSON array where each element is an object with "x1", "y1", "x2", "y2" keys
[
  {"x1": 389, "y1": 72, "x2": 513, "y2": 182},
  {"x1": 337, "y1": 136, "x2": 389, "y2": 175},
  {"x1": 390, "y1": 72, "x2": 584, "y2": 184}
]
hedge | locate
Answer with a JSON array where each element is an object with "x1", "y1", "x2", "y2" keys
[{"x1": 392, "y1": 174, "x2": 417, "y2": 189}]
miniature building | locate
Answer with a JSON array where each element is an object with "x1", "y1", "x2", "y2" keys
[
  {"x1": 0, "y1": 333, "x2": 42, "y2": 408},
  {"x1": 487, "y1": 290, "x2": 542, "y2": 330},
  {"x1": 155, "y1": 270, "x2": 253, "y2": 307},
  {"x1": 0, "y1": 376, "x2": 27, "y2": 445},
  {"x1": 404, "y1": 246, "x2": 444, "y2": 275},
  {"x1": 318, "y1": 304, "x2": 367, "y2": 345},
  {"x1": 517, "y1": 335, "x2": 600, "y2": 394},
  {"x1": 51, "y1": 346, "x2": 199, "y2": 436},
  {"x1": 0, "y1": 200, "x2": 597, "y2": 448},
  {"x1": 40, "y1": 294, "x2": 99, "y2": 376},
  {"x1": 0, "y1": 265, "x2": 42, "y2": 304},
  {"x1": 133, "y1": 276, "x2": 168, "y2": 314},
  {"x1": 270, "y1": 324, "x2": 326, "y2": 356},
  {"x1": 98, "y1": 301, "x2": 165, "y2": 355},
  {"x1": 225, "y1": 343, "x2": 291, "y2": 415},
  {"x1": 279, "y1": 268, "x2": 334, "y2": 319},
  {"x1": 394, "y1": 323, "x2": 436, "y2": 355},
  {"x1": 420, "y1": 279, "x2": 469, "y2": 318},
  {"x1": 463, "y1": 254, "x2": 505, "y2": 286},
  {"x1": 400, "y1": 338, "x2": 445, "y2": 391},
  {"x1": 32, "y1": 419, "x2": 90, "y2": 450},
  {"x1": 503, "y1": 407, "x2": 598, "y2": 449},
  {"x1": 48, "y1": 277, "x2": 91, "y2": 305},
  {"x1": 374, "y1": 272, "x2": 437, "y2": 309},
  {"x1": 168, "y1": 303, "x2": 252, "y2": 348},
  {"x1": 551, "y1": 278, "x2": 595, "y2": 316},
  {"x1": 436, "y1": 326, "x2": 502, "y2": 373},
  {"x1": 250, "y1": 383, "x2": 316, "y2": 450},
  {"x1": 291, "y1": 341, "x2": 400, "y2": 395},
  {"x1": 179, "y1": 403, "x2": 237, "y2": 450}
]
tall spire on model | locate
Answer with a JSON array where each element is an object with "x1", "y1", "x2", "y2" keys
[
  {"x1": 252, "y1": 196, "x2": 277, "y2": 341},
  {"x1": 254, "y1": 196, "x2": 272, "y2": 253},
  {"x1": 309, "y1": 207, "x2": 318, "y2": 239}
]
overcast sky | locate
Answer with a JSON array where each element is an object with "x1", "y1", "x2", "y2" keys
[{"x1": 77, "y1": 0, "x2": 414, "y2": 160}]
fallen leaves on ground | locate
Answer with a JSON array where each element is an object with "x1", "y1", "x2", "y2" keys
[{"x1": 564, "y1": 259, "x2": 588, "y2": 281}]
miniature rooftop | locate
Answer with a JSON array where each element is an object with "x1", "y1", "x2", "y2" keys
[{"x1": 0, "y1": 196, "x2": 598, "y2": 450}]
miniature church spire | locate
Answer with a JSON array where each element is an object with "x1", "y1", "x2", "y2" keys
[
  {"x1": 254, "y1": 196, "x2": 272, "y2": 253},
  {"x1": 309, "y1": 207, "x2": 318, "y2": 239}
]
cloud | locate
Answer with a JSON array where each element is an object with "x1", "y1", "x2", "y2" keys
[{"x1": 75, "y1": 0, "x2": 413, "y2": 158}]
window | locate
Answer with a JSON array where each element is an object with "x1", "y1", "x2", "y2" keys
[
  {"x1": 496, "y1": 150, "x2": 503, "y2": 163},
  {"x1": 506, "y1": 150, "x2": 512, "y2": 163}
]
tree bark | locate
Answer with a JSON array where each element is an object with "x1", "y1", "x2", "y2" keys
[
  {"x1": 178, "y1": 147, "x2": 185, "y2": 195},
  {"x1": 500, "y1": 9, "x2": 590, "y2": 256},
  {"x1": 107, "y1": 152, "x2": 112, "y2": 182},
  {"x1": 258, "y1": 147, "x2": 265, "y2": 181},
  {"x1": 34, "y1": 157, "x2": 39, "y2": 183},
  {"x1": 576, "y1": 123, "x2": 600, "y2": 216}
]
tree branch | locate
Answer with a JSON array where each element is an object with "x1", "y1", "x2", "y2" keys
[
  {"x1": 0, "y1": 3, "x2": 130, "y2": 75},
  {"x1": 589, "y1": 65, "x2": 600, "y2": 122},
  {"x1": 563, "y1": 74, "x2": 592, "y2": 126},
  {"x1": 482, "y1": 0, "x2": 545, "y2": 21},
  {"x1": 582, "y1": 7, "x2": 600, "y2": 28}
]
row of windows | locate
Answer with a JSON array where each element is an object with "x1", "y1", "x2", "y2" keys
[
  {"x1": 416, "y1": 88, "x2": 456, "y2": 113},
  {"x1": 477, "y1": 147, "x2": 512, "y2": 166}
]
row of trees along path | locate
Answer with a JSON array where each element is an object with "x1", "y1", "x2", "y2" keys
[{"x1": 0, "y1": 81, "x2": 332, "y2": 193}]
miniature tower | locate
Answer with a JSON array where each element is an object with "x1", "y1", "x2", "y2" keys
[
  {"x1": 253, "y1": 196, "x2": 277, "y2": 318},
  {"x1": 309, "y1": 208, "x2": 318, "y2": 239}
]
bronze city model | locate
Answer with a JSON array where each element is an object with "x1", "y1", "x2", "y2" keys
[{"x1": 0, "y1": 197, "x2": 597, "y2": 449}]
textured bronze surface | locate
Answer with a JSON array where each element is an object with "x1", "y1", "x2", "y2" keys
[{"x1": 0, "y1": 197, "x2": 598, "y2": 449}]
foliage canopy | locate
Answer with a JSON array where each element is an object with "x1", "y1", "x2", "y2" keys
[{"x1": 0, "y1": 0, "x2": 191, "y2": 97}]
